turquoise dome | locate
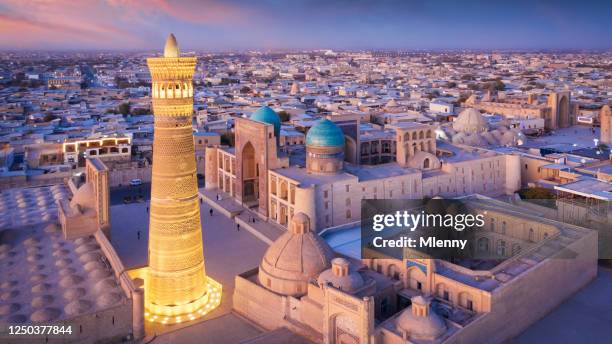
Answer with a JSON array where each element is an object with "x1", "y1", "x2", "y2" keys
[
  {"x1": 250, "y1": 106, "x2": 281, "y2": 138},
  {"x1": 306, "y1": 119, "x2": 345, "y2": 147}
]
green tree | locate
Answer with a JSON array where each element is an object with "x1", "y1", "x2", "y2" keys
[
  {"x1": 518, "y1": 187, "x2": 555, "y2": 200},
  {"x1": 43, "y1": 113, "x2": 59, "y2": 122},
  {"x1": 277, "y1": 110, "x2": 291, "y2": 122},
  {"x1": 118, "y1": 102, "x2": 131, "y2": 116},
  {"x1": 220, "y1": 132, "x2": 235, "y2": 147},
  {"x1": 131, "y1": 108, "x2": 150, "y2": 116}
]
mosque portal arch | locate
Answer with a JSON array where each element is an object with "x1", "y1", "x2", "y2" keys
[{"x1": 241, "y1": 141, "x2": 258, "y2": 201}]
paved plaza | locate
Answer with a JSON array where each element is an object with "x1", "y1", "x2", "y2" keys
[{"x1": 110, "y1": 198, "x2": 270, "y2": 341}]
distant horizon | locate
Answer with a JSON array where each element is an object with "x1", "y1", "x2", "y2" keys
[
  {"x1": 1, "y1": 48, "x2": 611, "y2": 54},
  {"x1": 1, "y1": 0, "x2": 611, "y2": 51}
]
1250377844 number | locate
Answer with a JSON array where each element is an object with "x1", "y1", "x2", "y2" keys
[{"x1": 5, "y1": 325, "x2": 73, "y2": 337}]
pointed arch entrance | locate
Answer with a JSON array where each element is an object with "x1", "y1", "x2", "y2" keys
[{"x1": 241, "y1": 142, "x2": 258, "y2": 202}]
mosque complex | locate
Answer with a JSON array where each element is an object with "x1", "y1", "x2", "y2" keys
[{"x1": 0, "y1": 34, "x2": 606, "y2": 344}]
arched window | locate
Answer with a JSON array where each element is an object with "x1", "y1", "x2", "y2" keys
[
  {"x1": 478, "y1": 237, "x2": 489, "y2": 252},
  {"x1": 496, "y1": 240, "x2": 506, "y2": 256},
  {"x1": 419, "y1": 131, "x2": 424, "y2": 139},
  {"x1": 423, "y1": 158, "x2": 430, "y2": 169}
]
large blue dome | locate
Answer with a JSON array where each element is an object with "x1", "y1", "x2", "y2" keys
[
  {"x1": 250, "y1": 106, "x2": 281, "y2": 138},
  {"x1": 306, "y1": 119, "x2": 345, "y2": 147}
]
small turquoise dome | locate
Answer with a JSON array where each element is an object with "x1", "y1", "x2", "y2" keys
[
  {"x1": 306, "y1": 119, "x2": 345, "y2": 147},
  {"x1": 250, "y1": 106, "x2": 281, "y2": 138}
]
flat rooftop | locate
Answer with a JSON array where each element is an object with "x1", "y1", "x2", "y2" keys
[
  {"x1": 554, "y1": 178, "x2": 612, "y2": 200},
  {"x1": 437, "y1": 141, "x2": 499, "y2": 163},
  {"x1": 344, "y1": 162, "x2": 421, "y2": 181},
  {"x1": 272, "y1": 165, "x2": 357, "y2": 186}
]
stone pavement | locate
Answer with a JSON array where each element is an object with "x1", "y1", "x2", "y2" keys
[
  {"x1": 110, "y1": 200, "x2": 270, "y2": 340},
  {"x1": 148, "y1": 313, "x2": 262, "y2": 344},
  {"x1": 199, "y1": 187, "x2": 285, "y2": 244}
]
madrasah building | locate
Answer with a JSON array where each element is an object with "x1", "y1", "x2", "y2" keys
[
  {"x1": 205, "y1": 106, "x2": 523, "y2": 232},
  {"x1": 232, "y1": 197, "x2": 597, "y2": 344}
]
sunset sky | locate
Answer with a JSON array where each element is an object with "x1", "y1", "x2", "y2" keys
[{"x1": 0, "y1": 0, "x2": 610, "y2": 51}]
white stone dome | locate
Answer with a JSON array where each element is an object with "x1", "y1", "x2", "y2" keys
[
  {"x1": 31, "y1": 295, "x2": 54, "y2": 308},
  {"x1": 258, "y1": 213, "x2": 334, "y2": 297},
  {"x1": 65, "y1": 299, "x2": 92, "y2": 316},
  {"x1": 30, "y1": 308, "x2": 60, "y2": 322},
  {"x1": 453, "y1": 108, "x2": 488, "y2": 133},
  {"x1": 0, "y1": 303, "x2": 21, "y2": 315},
  {"x1": 97, "y1": 292, "x2": 122, "y2": 308},
  {"x1": 63, "y1": 288, "x2": 86, "y2": 301}
]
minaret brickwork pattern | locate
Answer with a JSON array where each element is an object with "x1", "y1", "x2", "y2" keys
[{"x1": 145, "y1": 34, "x2": 206, "y2": 317}]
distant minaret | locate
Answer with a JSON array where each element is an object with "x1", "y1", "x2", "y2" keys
[
  {"x1": 290, "y1": 82, "x2": 299, "y2": 96},
  {"x1": 145, "y1": 34, "x2": 220, "y2": 323},
  {"x1": 601, "y1": 105, "x2": 611, "y2": 145}
]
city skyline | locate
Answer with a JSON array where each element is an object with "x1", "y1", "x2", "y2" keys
[{"x1": 1, "y1": 0, "x2": 611, "y2": 51}]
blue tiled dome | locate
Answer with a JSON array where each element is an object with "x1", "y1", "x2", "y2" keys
[
  {"x1": 306, "y1": 119, "x2": 345, "y2": 147},
  {"x1": 250, "y1": 106, "x2": 281, "y2": 138}
]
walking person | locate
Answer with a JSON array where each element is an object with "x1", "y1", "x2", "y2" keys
[
  {"x1": 137, "y1": 230, "x2": 141, "y2": 240},
  {"x1": 236, "y1": 223, "x2": 240, "y2": 231},
  {"x1": 209, "y1": 208, "x2": 213, "y2": 216}
]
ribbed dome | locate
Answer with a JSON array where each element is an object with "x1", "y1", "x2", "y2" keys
[
  {"x1": 453, "y1": 108, "x2": 488, "y2": 133},
  {"x1": 259, "y1": 213, "x2": 334, "y2": 297},
  {"x1": 250, "y1": 106, "x2": 281, "y2": 138},
  {"x1": 306, "y1": 119, "x2": 345, "y2": 147}
]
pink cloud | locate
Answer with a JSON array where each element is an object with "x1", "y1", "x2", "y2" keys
[{"x1": 0, "y1": 0, "x2": 253, "y2": 49}]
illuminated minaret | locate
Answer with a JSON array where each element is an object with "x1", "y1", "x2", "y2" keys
[{"x1": 145, "y1": 34, "x2": 220, "y2": 323}]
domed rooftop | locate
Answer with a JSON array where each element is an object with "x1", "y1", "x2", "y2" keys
[
  {"x1": 306, "y1": 119, "x2": 345, "y2": 147},
  {"x1": 396, "y1": 296, "x2": 447, "y2": 340},
  {"x1": 386, "y1": 98, "x2": 398, "y2": 108},
  {"x1": 317, "y1": 258, "x2": 364, "y2": 293},
  {"x1": 259, "y1": 213, "x2": 334, "y2": 297},
  {"x1": 250, "y1": 106, "x2": 281, "y2": 138},
  {"x1": 453, "y1": 108, "x2": 488, "y2": 134}
]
